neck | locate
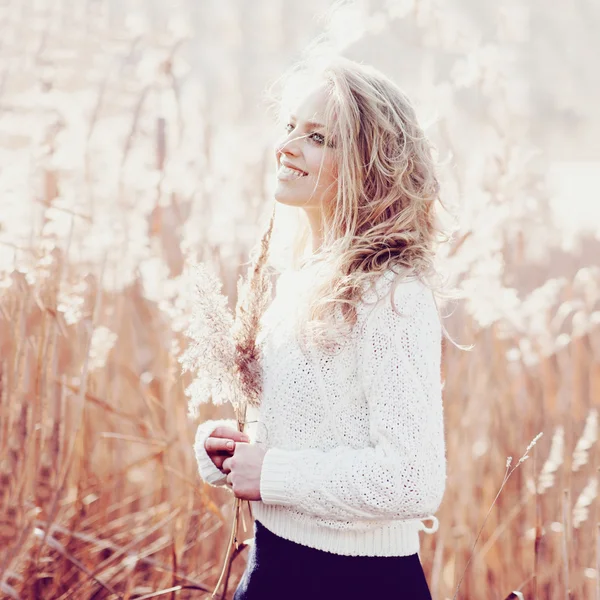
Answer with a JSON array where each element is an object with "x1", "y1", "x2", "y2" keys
[{"x1": 303, "y1": 207, "x2": 324, "y2": 255}]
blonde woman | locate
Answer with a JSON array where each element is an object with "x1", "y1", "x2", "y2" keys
[{"x1": 194, "y1": 57, "x2": 450, "y2": 600}]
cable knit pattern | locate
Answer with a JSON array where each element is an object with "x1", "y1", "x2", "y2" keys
[{"x1": 193, "y1": 263, "x2": 446, "y2": 557}]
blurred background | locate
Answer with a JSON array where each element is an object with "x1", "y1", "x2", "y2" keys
[{"x1": 0, "y1": 0, "x2": 598, "y2": 598}]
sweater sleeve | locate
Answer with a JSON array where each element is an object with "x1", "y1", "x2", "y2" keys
[
  {"x1": 193, "y1": 418, "x2": 238, "y2": 487},
  {"x1": 259, "y1": 280, "x2": 446, "y2": 523}
]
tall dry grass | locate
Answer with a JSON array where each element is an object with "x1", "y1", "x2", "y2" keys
[
  {"x1": 1, "y1": 237, "x2": 598, "y2": 599},
  {"x1": 0, "y1": 1, "x2": 598, "y2": 599}
]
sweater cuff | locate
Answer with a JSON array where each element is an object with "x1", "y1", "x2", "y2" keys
[
  {"x1": 260, "y1": 448, "x2": 298, "y2": 507},
  {"x1": 193, "y1": 418, "x2": 238, "y2": 487}
]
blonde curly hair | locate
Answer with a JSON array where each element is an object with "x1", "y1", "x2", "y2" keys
[{"x1": 268, "y1": 56, "x2": 457, "y2": 354}]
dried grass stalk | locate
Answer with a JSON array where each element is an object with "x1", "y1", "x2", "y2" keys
[{"x1": 179, "y1": 205, "x2": 276, "y2": 599}]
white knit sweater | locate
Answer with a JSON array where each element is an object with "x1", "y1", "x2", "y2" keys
[{"x1": 193, "y1": 263, "x2": 446, "y2": 557}]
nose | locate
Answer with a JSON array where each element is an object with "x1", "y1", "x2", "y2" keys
[{"x1": 275, "y1": 132, "x2": 301, "y2": 160}]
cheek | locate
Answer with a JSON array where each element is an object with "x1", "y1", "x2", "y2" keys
[
  {"x1": 308, "y1": 151, "x2": 337, "y2": 184},
  {"x1": 324, "y1": 157, "x2": 338, "y2": 183},
  {"x1": 302, "y1": 147, "x2": 320, "y2": 174},
  {"x1": 317, "y1": 156, "x2": 338, "y2": 192}
]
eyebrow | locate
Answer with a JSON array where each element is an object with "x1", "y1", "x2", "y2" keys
[{"x1": 289, "y1": 114, "x2": 325, "y2": 129}]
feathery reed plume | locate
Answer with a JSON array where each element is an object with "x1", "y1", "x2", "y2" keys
[
  {"x1": 180, "y1": 262, "x2": 238, "y2": 417},
  {"x1": 572, "y1": 408, "x2": 598, "y2": 472},
  {"x1": 572, "y1": 470, "x2": 599, "y2": 529},
  {"x1": 179, "y1": 205, "x2": 276, "y2": 600},
  {"x1": 453, "y1": 432, "x2": 543, "y2": 600},
  {"x1": 537, "y1": 425, "x2": 564, "y2": 494},
  {"x1": 231, "y1": 209, "x2": 277, "y2": 414}
]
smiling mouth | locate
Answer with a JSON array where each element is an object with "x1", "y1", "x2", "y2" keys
[{"x1": 278, "y1": 164, "x2": 309, "y2": 179}]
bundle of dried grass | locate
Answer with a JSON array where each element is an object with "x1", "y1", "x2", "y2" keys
[{"x1": 179, "y1": 205, "x2": 276, "y2": 599}]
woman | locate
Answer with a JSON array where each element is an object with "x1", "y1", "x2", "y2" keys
[{"x1": 193, "y1": 56, "x2": 450, "y2": 600}]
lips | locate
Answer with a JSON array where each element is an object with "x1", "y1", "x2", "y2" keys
[
  {"x1": 280, "y1": 161, "x2": 308, "y2": 176},
  {"x1": 277, "y1": 161, "x2": 308, "y2": 182}
]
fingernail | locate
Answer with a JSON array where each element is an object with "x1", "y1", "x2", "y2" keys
[
  {"x1": 227, "y1": 441, "x2": 234, "y2": 450},
  {"x1": 242, "y1": 435, "x2": 250, "y2": 442}
]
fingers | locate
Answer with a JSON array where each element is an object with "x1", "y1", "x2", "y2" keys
[
  {"x1": 208, "y1": 448, "x2": 232, "y2": 471},
  {"x1": 204, "y1": 428, "x2": 251, "y2": 471},
  {"x1": 211, "y1": 427, "x2": 251, "y2": 442},
  {"x1": 222, "y1": 456, "x2": 231, "y2": 474},
  {"x1": 212, "y1": 454, "x2": 227, "y2": 470},
  {"x1": 204, "y1": 436, "x2": 237, "y2": 455}
]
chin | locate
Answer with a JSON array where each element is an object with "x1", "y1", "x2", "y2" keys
[{"x1": 274, "y1": 190, "x2": 303, "y2": 207}]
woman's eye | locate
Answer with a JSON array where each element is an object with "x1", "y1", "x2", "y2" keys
[
  {"x1": 309, "y1": 132, "x2": 325, "y2": 145},
  {"x1": 283, "y1": 124, "x2": 330, "y2": 147}
]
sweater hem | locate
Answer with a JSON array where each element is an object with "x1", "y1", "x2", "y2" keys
[{"x1": 250, "y1": 501, "x2": 421, "y2": 557}]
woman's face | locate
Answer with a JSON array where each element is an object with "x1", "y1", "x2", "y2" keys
[{"x1": 274, "y1": 83, "x2": 338, "y2": 211}]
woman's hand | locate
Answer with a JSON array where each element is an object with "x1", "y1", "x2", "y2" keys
[
  {"x1": 222, "y1": 442, "x2": 268, "y2": 501},
  {"x1": 204, "y1": 426, "x2": 250, "y2": 471}
]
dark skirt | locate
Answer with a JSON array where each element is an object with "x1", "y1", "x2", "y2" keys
[{"x1": 233, "y1": 519, "x2": 432, "y2": 600}]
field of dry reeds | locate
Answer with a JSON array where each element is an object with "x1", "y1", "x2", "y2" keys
[{"x1": 1, "y1": 1, "x2": 598, "y2": 599}]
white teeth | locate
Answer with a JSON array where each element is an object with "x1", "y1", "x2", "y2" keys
[{"x1": 280, "y1": 165, "x2": 307, "y2": 177}]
